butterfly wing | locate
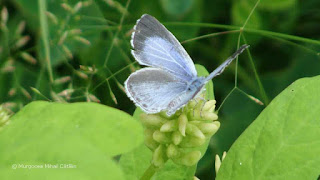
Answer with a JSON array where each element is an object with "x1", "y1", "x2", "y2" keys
[
  {"x1": 131, "y1": 14, "x2": 197, "y2": 82},
  {"x1": 204, "y1": 44, "x2": 249, "y2": 82},
  {"x1": 125, "y1": 67, "x2": 188, "y2": 114},
  {"x1": 166, "y1": 80, "x2": 206, "y2": 116},
  {"x1": 165, "y1": 45, "x2": 250, "y2": 115},
  {"x1": 166, "y1": 90, "x2": 200, "y2": 116}
]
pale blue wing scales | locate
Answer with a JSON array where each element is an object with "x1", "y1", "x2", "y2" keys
[
  {"x1": 166, "y1": 87, "x2": 204, "y2": 116},
  {"x1": 132, "y1": 37, "x2": 191, "y2": 80},
  {"x1": 131, "y1": 14, "x2": 197, "y2": 81},
  {"x1": 125, "y1": 68, "x2": 188, "y2": 114}
]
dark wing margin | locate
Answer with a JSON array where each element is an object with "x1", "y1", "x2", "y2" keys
[{"x1": 130, "y1": 14, "x2": 198, "y2": 82}]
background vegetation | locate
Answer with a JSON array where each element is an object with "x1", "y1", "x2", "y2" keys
[{"x1": 0, "y1": 0, "x2": 320, "y2": 179}]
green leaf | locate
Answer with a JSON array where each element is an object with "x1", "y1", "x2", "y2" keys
[
  {"x1": 195, "y1": 64, "x2": 214, "y2": 100},
  {"x1": 0, "y1": 101, "x2": 144, "y2": 179},
  {"x1": 216, "y1": 75, "x2": 320, "y2": 180},
  {"x1": 208, "y1": 89, "x2": 263, "y2": 175},
  {"x1": 121, "y1": 110, "x2": 198, "y2": 180},
  {"x1": 119, "y1": 141, "x2": 153, "y2": 180},
  {"x1": 153, "y1": 161, "x2": 196, "y2": 179},
  {"x1": 120, "y1": 64, "x2": 214, "y2": 180},
  {"x1": 1, "y1": 138, "x2": 125, "y2": 180}
]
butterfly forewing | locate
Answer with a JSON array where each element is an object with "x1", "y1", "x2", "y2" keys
[
  {"x1": 131, "y1": 14, "x2": 197, "y2": 82},
  {"x1": 125, "y1": 68, "x2": 188, "y2": 114},
  {"x1": 205, "y1": 44, "x2": 250, "y2": 82}
]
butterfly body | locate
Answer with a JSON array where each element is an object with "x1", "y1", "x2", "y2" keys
[
  {"x1": 187, "y1": 77, "x2": 205, "y2": 91},
  {"x1": 125, "y1": 14, "x2": 249, "y2": 116}
]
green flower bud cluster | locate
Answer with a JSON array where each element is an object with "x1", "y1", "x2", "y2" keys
[
  {"x1": 0, "y1": 105, "x2": 11, "y2": 131},
  {"x1": 139, "y1": 98, "x2": 220, "y2": 167}
]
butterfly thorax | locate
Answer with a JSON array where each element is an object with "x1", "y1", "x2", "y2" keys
[{"x1": 186, "y1": 77, "x2": 205, "y2": 97}]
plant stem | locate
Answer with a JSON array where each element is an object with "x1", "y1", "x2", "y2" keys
[
  {"x1": 82, "y1": 22, "x2": 320, "y2": 47},
  {"x1": 38, "y1": 0, "x2": 54, "y2": 83},
  {"x1": 242, "y1": 35, "x2": 269, "y2": 105},
  {"x1": 103, "y1": 0, "x2": 131, "y2": 67},
  {"x1": 165, "y1": 22, "x2": 320, "y2": 46},
  {"x1": 181, "y1": 30, "x2": 240, "y2": 44},
  {"x1": 140, "y1": 164, "x2": 157, "y2": 180}
]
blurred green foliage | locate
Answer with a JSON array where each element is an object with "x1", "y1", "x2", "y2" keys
[{"x1": 0, "y1": 0, "x2": 320, "y2": 179}]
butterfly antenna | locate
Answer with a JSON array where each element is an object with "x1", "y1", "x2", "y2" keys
[{"x1": 204, "y1": 44, "x2": 250, "y2": 82}]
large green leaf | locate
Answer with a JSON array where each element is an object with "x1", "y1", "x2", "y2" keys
[
  {"x1": 216, "y1": 75, "x2": 320, "y2": 180},
  {"x1": 0, "y1": 101, "x2": 144, "y2": 180},
  {"x1": 119, "y1": 64, "x2": 214, "y2": 180}
]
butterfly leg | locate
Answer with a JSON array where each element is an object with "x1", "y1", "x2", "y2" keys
[
  {"x1": 192, "y1": 99, "x2": 199, "y2": 117},
  {"x1": 199, "y1": 96, "x2": 208, "y2": 118},
  {"x1": 181, "y1": 104, "x2": 186, "y2": 114}
]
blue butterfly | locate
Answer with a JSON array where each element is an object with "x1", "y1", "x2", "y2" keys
[{"x1": 125, "y1": 14, "x2": 249, "y2": 116}]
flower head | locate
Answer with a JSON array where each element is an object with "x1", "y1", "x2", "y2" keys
[{"x1": 139, "y1": 97, "x2": 220, "y2": 167}]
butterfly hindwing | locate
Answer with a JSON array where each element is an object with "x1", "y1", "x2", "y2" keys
[{"x1": 125, "y1": 67, "x2": 188, "y2": 114}]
